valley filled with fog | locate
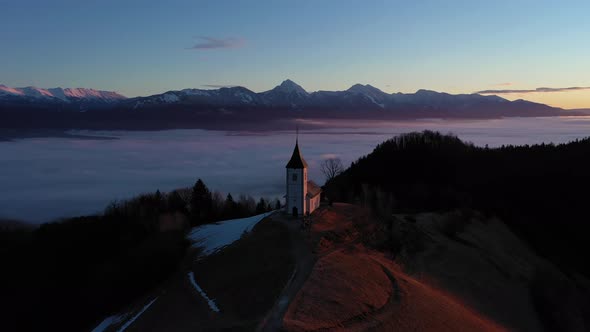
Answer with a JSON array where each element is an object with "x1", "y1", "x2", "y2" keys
[{"x1": 2, "y1": 116, "x2": 590, "y2": 223}]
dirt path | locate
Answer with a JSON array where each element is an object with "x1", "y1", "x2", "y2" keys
[{"x1": 257, "y1": 214, "x2": 317, "y2": 332}]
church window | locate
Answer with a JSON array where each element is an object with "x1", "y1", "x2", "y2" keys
[{"x1": 292, "y1": 173, "x2": 298, "y2": 181}]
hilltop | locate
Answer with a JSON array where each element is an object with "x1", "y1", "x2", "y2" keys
[
  {"x1": 88, "y1": 203, "x2": 589, "y2": 331},
  {"x1": 3, "y1": 132, "x2": 590, "y2": 331}
]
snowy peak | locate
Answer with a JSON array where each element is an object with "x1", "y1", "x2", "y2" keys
[
  {"x1": 259, "y1": 79, "x2": 310, "y2": 107},
  {"x1": 346, "y1": 84, "x2": 389, "y2": 108},
  {"x1": 347, "y1": 84, "x2": 384, "y2": 95},
  {"x1": 131, "y1": 86, "x2": 261, "y2": 108},
  {"x1": 0, "y1": 85, "x2": 53, "y2": 98},
  {"x1": 0, "y1": 80, "x2": 532, "y2": 115},
  {"x1": 0, "y1": 84, "x2": 126, "y2": 103},
  {"x1": 270, "y1": 79, "x2": 309, "y2": 96},
  {"x1": 61, "y1": 88, "x2": 126, "y2": 101}
]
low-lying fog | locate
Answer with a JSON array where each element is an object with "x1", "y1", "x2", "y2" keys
[{"x1": 2, "y1": 116, "x2": 590, "y2": 224}]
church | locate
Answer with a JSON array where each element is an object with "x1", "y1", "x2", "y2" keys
[{"x1": 285, "y1": 138, "x2": 322, "y2": 217}]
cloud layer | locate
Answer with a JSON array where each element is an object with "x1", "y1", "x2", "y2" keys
[
  {"x1": 5, "y1": 117, "x2": 590, "y2": 223},
  {"x1": 477, "y1": 87, "x2": 590, "y2": 94},
  {"x1": 188, "y1": 36, "x2": 245, "y2": 50}
]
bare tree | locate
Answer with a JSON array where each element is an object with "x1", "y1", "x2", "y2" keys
[{"x1": 320, "y1": 158, "x2": 344, "y2": 182}]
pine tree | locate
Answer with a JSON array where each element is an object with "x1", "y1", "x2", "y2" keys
[
  {"x1": 190, "y1": 179, "x2": 213, "y2": 225},
  {"x1": 255, "y1": 198, "x2": 267, "y2": 214},
  {"x1": 154, "y1": 190, "x2": 163, "y2": 211},
  {"x1": 224, "y1": 193, "x2": 237, "y2": 219}
]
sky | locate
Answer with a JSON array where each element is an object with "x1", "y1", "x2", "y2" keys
[{"x1": 1, "y1": 0, "x2": 589, "y2": 109}]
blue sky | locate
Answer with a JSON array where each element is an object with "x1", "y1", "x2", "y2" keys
[{"x1": 1, "y1": 0, "x2": 589, "y2": 108}]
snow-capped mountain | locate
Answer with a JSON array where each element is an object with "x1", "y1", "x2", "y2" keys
[
  {"x1": 130, "y1": 80, "x2": 314, "y2": 109},
  {"x1": 1, "y1": 79, "x2": 534, "y2": 113},
  {"x1": 0, "y1": 79, "x2": 563, "y2": 131},
  {"x1": 392, "y1": 89, "x2": 508, "y2": 108},
  {"x1": 346, "y1": 84, "x2": 390, "y2": 108},
  {"x1": 0, "y1": 84, "x2": 126, "y2": 103},
  {"x1": 119, "y1": 79, "x2": 561, "y2": 117},
  {"x1": 128, "y1": 86, "x2": 261, "y2": 109},
  {"x1": 260, "y1": 79, "x2": 310, "y2": 107}
]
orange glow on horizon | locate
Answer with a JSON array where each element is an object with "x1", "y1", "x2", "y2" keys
[{"x1": 493, "y1": 90, "x2": 590, "y2": 110}]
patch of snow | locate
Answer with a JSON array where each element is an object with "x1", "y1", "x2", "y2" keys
[
  {"x1": 116, "y1": 297, "x2": 158, "y2": 332},
  {"x1": 0, "y1": 84, "x2": 25, "y2": 96},
  {"x1": 47, "y1": 88, "x2": 68, "y2": 101},
  {"x1": 64, "y1": 88, "x2": 125, "y2": 100},
  {"x1": 91, "y1": 315, "x2": 124, "y2": 332},
  {"x1": 365, "y1": 95, "x2": 385, "y2": 108},
  {"x1": 188, "y1": 271, "x2": 220, "y2": 313},
  {"x1": 0, "y1": 85, "x2": 125, "y2": 101},
  {"x1": 19, "y1": 86, "x2": 54, "y2": 99},
  {"x1": 161, "y1": 93, "x2": 180, "y2": 103},
  {"x1": 187, "y1": 211, "x2": 275, "y2": 257},
  {"x1": 91, "y1": 297, "x2": 158, "y2": 332},
  {"x1": 237, "y1": 92, "x2": 253, "y2": 103}
]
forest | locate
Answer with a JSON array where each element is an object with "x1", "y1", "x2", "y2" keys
[
  {"x1": 325, "y1": 131, "x2": 590, "y2": 278},
  {"x1": 0, "y1": 179, "x2": 277, "y2": 332}
]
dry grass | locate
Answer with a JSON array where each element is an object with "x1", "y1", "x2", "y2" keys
[
  {"x1": 284, "y1": 249, "x2": 391, "y2": 331},
  {"x1": 283, "y1": 203, "x2": 506, "y2": 331}
]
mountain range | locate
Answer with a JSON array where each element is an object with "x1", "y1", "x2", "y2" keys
[
  {"x1": 0, "y1": 85, "x2": 126, "y2": 104},
  {"x1": 0, "y1": 80, "x2": 567, "y2": 131}
]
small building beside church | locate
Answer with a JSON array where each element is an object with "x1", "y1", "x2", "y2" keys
[{"x1": 285, "y1": 139, "x2": 321, "y2": 217}]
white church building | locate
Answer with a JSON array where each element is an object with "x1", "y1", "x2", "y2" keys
[{"x1": 285, "y1": 138, "x2": 321, "y2": 217}]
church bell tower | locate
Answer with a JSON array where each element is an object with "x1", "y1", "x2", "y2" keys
[{"x1": 285, "y1": 136, "x2": 308, "y2": 217}]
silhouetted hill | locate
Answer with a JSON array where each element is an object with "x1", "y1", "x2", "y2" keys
[
  {"x1": 325, "y1": 131, "x2": 590, "y2": 278},
  {"x1": 0, "y1": 218, "x2": 34, "y2": 231}
]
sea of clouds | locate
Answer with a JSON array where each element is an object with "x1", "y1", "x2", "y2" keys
[{"x1": 2, "y1": 116, "x2": 590, "y2": 223}]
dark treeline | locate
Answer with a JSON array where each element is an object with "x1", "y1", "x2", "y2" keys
[
  {"x1": 325, "y1": 131, "x2": 590, "y2": 277},
  {"x1": 0, "y1": 178, "x2": 278, "y2": 332}
]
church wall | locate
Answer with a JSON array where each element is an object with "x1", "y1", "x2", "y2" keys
[
  {"x1": 307, "y1": 195, "x2": 321, "y2": 214},
  {"x1": 286, "y1": 168, "x2": 307, "y2": 216}
]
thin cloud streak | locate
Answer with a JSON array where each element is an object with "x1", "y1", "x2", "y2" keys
[
  {"x1": 477, "y1": 87, "x2": 590, "y2": 94},
  {"x1": 187, "y1": 36, "x2": 245, "y2": 50}
]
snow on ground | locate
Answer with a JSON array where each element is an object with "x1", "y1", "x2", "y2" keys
[
  {"x1": 187, "y1": 211, "x2": 275, "y2": 257},
  {"x1": 91, "y1": 297, "x2": 158, "y2": 332},
  {"x1": 91, "y1": 315, "x2": 124, "y2": 332},
  {"x1": 116, "y1": 298, "x2": 158, "y2": 332},
  {"x1": 188, "y1": 271, "x2": 220, "y2": 313},
  {"x1": 161, "y1": 93, "x2": 180, "y2": 103}
]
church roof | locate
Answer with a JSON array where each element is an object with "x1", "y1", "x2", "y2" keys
[
  {"x1": 306, "y1": 180, "x2": 322, "y2": 198},
  {"x1": 286, "y1": 141, "x2": 308, "y2": 169}
]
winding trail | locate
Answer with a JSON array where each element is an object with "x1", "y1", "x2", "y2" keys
[{"x1": 261, "y1": 203, "x2": 505, "y2": 332}]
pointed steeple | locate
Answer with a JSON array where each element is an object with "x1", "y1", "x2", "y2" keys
[{"x1": 286, "y1": 134, "x2": 308, "y2": 169}]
